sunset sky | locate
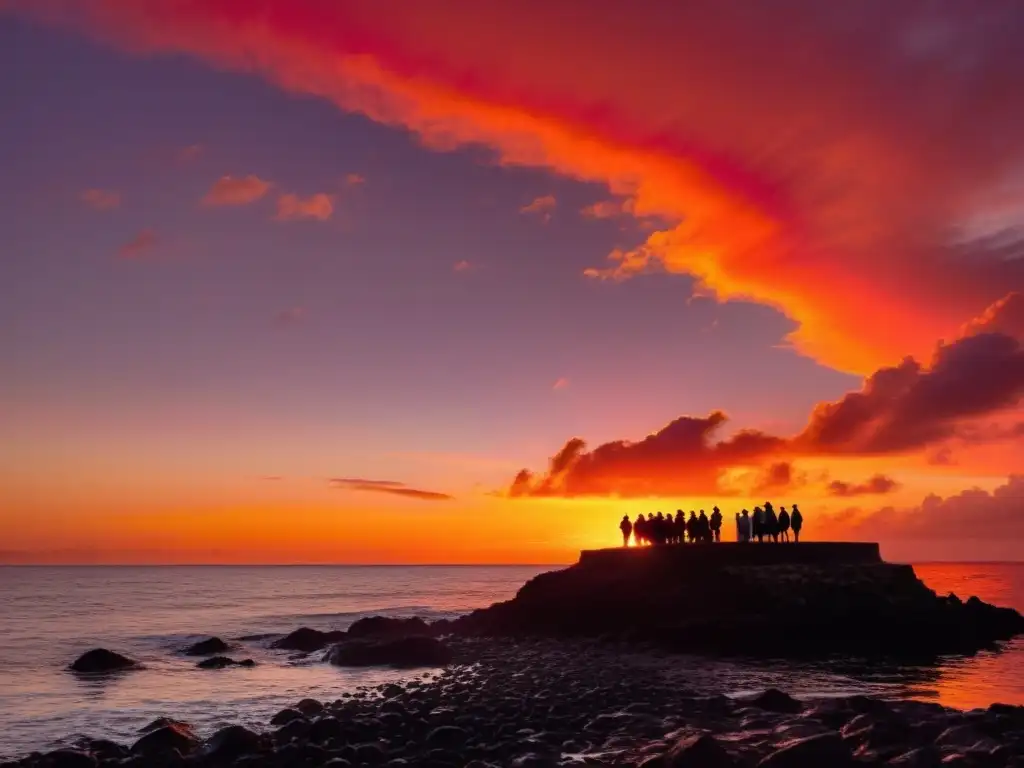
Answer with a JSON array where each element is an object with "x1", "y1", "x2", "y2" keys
[{"x1": 1, "y1": 1, "x2": 1022, "y2": 564}]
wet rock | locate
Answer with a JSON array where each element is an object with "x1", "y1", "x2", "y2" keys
[
  {"x1": 326, "y1": 636, "x2": 453, "y2": 667},
  {"x1": 201, "y1": 724, "x2": 262, "y2": 761},
  {"x1": 195, "y1": 655, "x2": 255, "y2": 669},
  {"x1": 308, "y1": 716, "x2": 345, "y2": 744},
  {"x1": 665, "y1": 733, "x2": 735, "y2": 767},
  {"x1": 130, "y1": 722, "x2": 199, "y2": 757},
  {"x1": 348, "y1": 616, "x2": 432, "y2": 639},
  {"x1": 295, "y1": 698, "x2": 325, "y2": 716},
  {"x1": 270, "y1": 707, "x2": 305, "y2": 726},
  {"x1": 181, "y1": 637, "x2": 229, "y2": 656},
  {"x1": 749, "y1": 688, "x2": 803, "y2": 714},
  {"x1": 68, "y1": 648, "x2": 138, "y2": 674},
  {"x1": 271, "y1": 627, "x2": 346, "y2": 652},
  {"x1": 889, "y1": 746, "x2": 943, "y2": 767},
  {"x1": 426, "y1": 725, "x2": 469, "y2": 748},
  {"x1": 934, "y1": 725, "x2": 997, "y2": 751},
  {"x1": 139, "y1": 717, "x2": 191, "y2": 734},
  {"x1": 757, "y1": 732, "x2": 853, "y2": 768},
  {"x1": 43, "y1": 749, "x2": 97, "y2": 768}
]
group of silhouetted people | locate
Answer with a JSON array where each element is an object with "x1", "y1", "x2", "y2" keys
[
  {"x1": 619, "y1": 502, "x2": 803, "y2": 546},
  {"x1": 620, "y1": 508, "x2": 724, "y2": 546}
]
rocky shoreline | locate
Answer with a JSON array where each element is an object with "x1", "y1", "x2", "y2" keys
[{"x1": 6, "y1": 635, "x2": 1023, "y2": 768}]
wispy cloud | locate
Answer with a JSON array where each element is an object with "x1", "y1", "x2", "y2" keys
[
  {"x1": 345, "y1": 173, "x2": 365, "y2": 186},
  {"x1": 178, "y1": 144, "x2": 204, "y2": 163},
  {"x1": 330, "y1": 478, "x2": 454, "y2": 501},
  {"x1": 827, "y1": 474, "x2": 901, "y2": 497},
  {"x1": 118, "y1": 229, "x2": 157, "y2": 259},
  {"x1": 580, "y1": 199, "x2": 626, "y2": 220},
  {"x1": 202, "y1": 174, "x2": 271, "y2": 207},
  {"x1": 81, "y1": 188, "x2": 121, "y2": 211},
  {"x1": 453, "y1": 259, "x2": 474, "y2": 273},
  {"x1": 520, "y1": 194, "x2": 556, "y2": 221},
  {"x1": 552, "y1": 377, "x2": 569, "y2": 390},
  {"x1": 275, "y1": 192, "x2": 333, "y2": 221}
]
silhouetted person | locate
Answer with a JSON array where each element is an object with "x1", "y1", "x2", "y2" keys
[
  {"x1": 791, "y1": 504, "x2": 803, "y2": 542},
  {"x1": 765, "y1": 502, "x2": 779, "y2": 543},
  {"x1": 755, "y1": 506, "x2": 767, "y2": 542},
  {"x1": 778, "y1": 507, "x2": 791, "y2": 542},
  {"x1": 710, "y1": 506, "x2": 723, "y2": 542},
  {"x1": 654, "y1": 511, "x2": 666, "y2": 545},
  {"x1": 697, "y1": 510, "x2": 710, "y2": 543},
  {"x1": 738, "y1": 509, "x2": 751, "y2": 542},
  {"x1": 620, "y1": 515, "x2": 633, "y2": 547},
  {"x1": 635, "y1": 513, "x2": 648, "y2": 546},
  {"x1": 686, "y1": 511, "x2": 698, "y2": 543},
  {"x1": 674, "y1": 510, "x2": 685, "y2": 544}
]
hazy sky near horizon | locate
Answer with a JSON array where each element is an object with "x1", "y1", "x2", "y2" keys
[{"x1": 1, "y1": 1, "x2": 1022, "y2": 563}]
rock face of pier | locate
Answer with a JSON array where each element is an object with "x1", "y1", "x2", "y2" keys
[{"x1": 452, "y1": 543, "x2": 1024, "y2": 658}]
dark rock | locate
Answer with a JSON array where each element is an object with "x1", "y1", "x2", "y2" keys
[
  {"x1": 82, "y1": 739, "x2": 126, "y2": 760},
  {"x1": 139, "y1": 718, "x2": 192, "y2": 734},
  {"x1": 749, "y1": 688, "x2": 803, "y2": 714},
  {"x1": 426, "y1": 725, "x2": 469, "y2": 748},
  {"x1": 43, "y1": 749, "x2": 97, "y2": 768},
  {"x1": 348, "y1": 616, "x2": 432, "y2": 639},
  {"x1": 665, "y1": 733, "x2": 735, "y2": 768},
  {"x1": 353, "y1": 742, "x2": 387, "y2": 764},
  {"x1": 448, "y1": 547, "x2": 1024, "y2": 658},
  {"x1": 757, "y1": 733, "x2": 853, "y2": 768},
  {"x1": 271, "y1": 626, "x2": 346, "y2": 652},
  {"x1": 326, "y1": 636, "x2": 453, "y2": 668},
  {"x1": 270, "y1": 707, "x2": 305, "y2": 726},
  {"x1": 308, "y1": 716, "x2": 345, "y2": 744},
  {"x1": 295, "y1": 698, "x2": 324, "y2": 716},
  {"x1": 181, "y1": 637, "x2": 229, "y2": 656},
  {"x1": 201, "y1": 724, "x2": 262, "y2": 761},
  {"x1": 195, "y1": 656, "x2": 255, "y2": 669},
  {"x1": 68, "y1": 649, "x2": 138, "y2": 674},
  {"x1": 889, "y1": 746, "x2": 943, "y2": 767},
  {"x1": 130, "y1": 722, "x2": 199, "y2": 756},
  {"x1": 274, "y1": 718, "x2": 311, "y2": 744}
]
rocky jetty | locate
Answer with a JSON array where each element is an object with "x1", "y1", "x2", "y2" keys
[
  {"x1": 452, "y1": 544, "x2": 1024, "y2": 658},
  {"x1": 10, "y1": 637, "x2": 1024, "y2": 768}
]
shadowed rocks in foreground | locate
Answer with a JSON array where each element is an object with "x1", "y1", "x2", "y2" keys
[{"x1": 451, "y1": 543, "x2": 1024, "y2": 658}]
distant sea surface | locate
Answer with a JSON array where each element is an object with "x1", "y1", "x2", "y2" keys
[{"x1": 0, "y1": 563, "x2": 1021, "y2": 758}]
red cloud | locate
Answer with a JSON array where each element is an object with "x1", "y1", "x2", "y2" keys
[
  {"x1": 520, "y1": 194, "x2": 556, "y2": 219},
  {"x1": 962, "y1": 293, "x2": 1024, "y2": 340},
  {"x1": 509, "y1": 332, "x2": 1024, "y2": 497},
  {"x1": 117, "y1": 229, "x2": 157, "y2": 259},
  {"x1": 81, "y1": 188, "x2": 121, "y2": 210},
  {"x1": 827, "y1": 474, "x2": 900, "y2": 497},
  {"x1": 275, "y1": 192, "x2": 333, "y2": 221},
  {"x1": 8, "y1": 1, "x2": 1024, "y2": 373},
  {"x1": 202, "y1": 175, "x2": 271, "y2": 207}
]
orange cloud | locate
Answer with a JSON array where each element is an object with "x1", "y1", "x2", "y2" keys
[
  {"x1": 345, "y1": 173, "x2": 366, "y2": 186},
  {"x1": 961, "y1": 292, "x2": 1024, "y2": 340},
  {"x1": 330, "y1": 478, "x2": 454, "y2": 501},
  {"x1": 117, "y1": 229, "x2": 157, "y2": 259},
  {"x1": 81, "y1": 188, "x2": 121, "y2": 210},
  {"x1": 275, "y1": 192, "x2": 333, "y2": 221},
  {"x1": 580, "y1": 199, "x2": 633, "y2": 220},
  {"x1": 202, "y1": 174, "x2": 271, "y2": 207},
  {"x1": 520, "y1": 194, "x2": 556, "y2": 220},
  {"x1": 9, "y1": 1, "x2": 1024, "y2": 372}
]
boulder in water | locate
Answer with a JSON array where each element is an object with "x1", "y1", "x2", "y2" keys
[
  {"x1": 347, "y1": 615, "x2": 432, "y2": 638},
  {"x1": 757, "y1": 733, "x2": 852, "y2": 768},
  {"x1": 42, "y1": 749, "x2": 98, "y2": 768},
  {"x1": 131, "y1": 722, "x2": 199, "y2": 756},
  {"x1": 664, "y1": 733, "x2": 735, "y2": 768},
  {"x1": 182, "y1": 636, "x2": 230, "y2": 656},
  {"x1": 68, "y1": 648, "x2": 138, "y2": 674},
  {"x1": 325, "y1": 636, "x2": 453, "y2": 667},
  {"x1": 271, "y1": 626, "x2": 346, "y2": 652},
  {"x1": 749, "y1": 688, "x2": 804, "y2": 714},
  {"x1": 196, "y1": 655, "x2": 256, "y2": 669}
]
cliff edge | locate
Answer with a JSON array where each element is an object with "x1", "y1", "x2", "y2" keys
[{"x1": 452, "y1": 543, "x2": 1024, "y2": 658}]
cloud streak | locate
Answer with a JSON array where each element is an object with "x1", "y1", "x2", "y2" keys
[
  {"x1": 827, "y1": 474, "x2": 901, "y2": 497},
  {"x1": 330, "y1": 478, "x2": 454, "y2": 501},
  {"x1": 275, "y1": 192, "x2": 333, "y2": 221},
  {"x1": 81, "y1": 188, "x2": 121, "y2": 210},
  {"x1": 117, "y1": 229, "x2": 157, "y2": 259}
]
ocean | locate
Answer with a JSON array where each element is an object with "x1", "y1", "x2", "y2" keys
[{"x1": 0, "y1": 563, "x2": 1021, "y2": 758}]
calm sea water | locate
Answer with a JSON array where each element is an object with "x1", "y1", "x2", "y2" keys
[{"x1": 0, "y1": 563, "x2": 1021, "y2": 758}]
